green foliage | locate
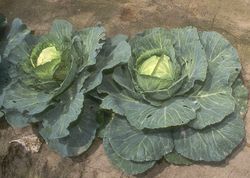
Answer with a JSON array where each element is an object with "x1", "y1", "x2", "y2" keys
[
  {"x1": 0, "y1": 19, "x2": 129, "y2": 157},
  {"x1": 99, "y1": 27, "x2": 248, "y2": 174},
  {"x1": 0, "y1": 18, "x2": 248, "y2": 175}
]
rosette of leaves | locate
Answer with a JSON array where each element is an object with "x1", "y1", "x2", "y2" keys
[
  {"x1": 98, "y1": 27, "x2": 248, "y2": 174},
  {"x1": 1, "y1": 19, "x2": 130, "y2": 156}
]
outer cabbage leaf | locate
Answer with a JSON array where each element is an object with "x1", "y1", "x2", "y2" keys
[
  {"x1": 39, "y1": 72, "x2": 89, "y2": 139},
  {"x1": 189, "y1": 88, "x2": 235, "y2": 129},
  {"x1": 103, "y1": 124, "x2": 155, "y2": 175},
  {"x1": 113, "y1": 66, "x2": 137, "y2": 93},
  {"x1": 172, "y1": 27, "x2": 208, "y2": 95},
  {"x1": 110, "y1": 66, "x2": 145, "y2": 101},
  {"x1": 83, "y1": 35, "x2": 131, "y2": 92},
  {"x1": 104, "y1": 138, "x2": 155, "y2": 175},
  {"x1": 75, "y1": 26, "x2": 105, "y2": 71},
  {"x1": 188, "y1": 31, "x2": 241, "y2": 129},
  {"x1": 4, "y1": 110, "x2": 32, "y2": 128},
  {"x1": 174, "y1": 78, "x2": 246, "y2": 161},
  {"x1": 108, "y1": 115, "x2": 174, "y2": 162},
  {"x1": 45, "y1": 98, "x2": 98, "y2": 157},
  {"x1": 199, "y1": 31, "x2": 241, "y2": 88},
  {"x1": 172, "y1": 75, "x2": 246, "y2": 162},
  {"x1": 3, "y1": 81, "x2": 53, "y2": 115},
  {"x1": 102, "y1": 94, "x2": 199, "y2": 129},
  {"x1": 129, "y1": 28, "x2": 172, "y2": 60},
  {"x1": 174, "y1": 112, "x2": 245, "y2": 161},
  {"x1": 49, "y1": 19, "x2": 73, "y2": 41},
  {"x1": 3, "y1": 18, "x2": 30, "y2": 58}
]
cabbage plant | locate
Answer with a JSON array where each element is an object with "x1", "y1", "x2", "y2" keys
[
  {"x1": 1, "y1": 19, "x2": 130, "y2": 156},
  {"x1": 99, "y1": 27, "x2": 248, "y2": 174}
]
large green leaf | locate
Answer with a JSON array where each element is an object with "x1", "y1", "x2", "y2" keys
[
  {"x1": 39, "y1": 73, "x2": 88, "y2": 140},
  {"x1": 189, "y1": 88, "x2": 235, "y2": 129},
  {"x1": 100, "y1": 94, "x2": 126, "y2": 116},
  {"x1": 101, "y1": 93, "x2": 199, "y2": 129},
  {"x1": 83, "y1": 36, "x2": 131, "y2": 92},
  {"x1": 98, "y1": 74, "x2": 132, "y2": 116},
  {"x1": 199, "y1": 31, "x2": 241, "y2": 88},
  {"x1": 103, "y1": 126, "x2": 155, "y2": 175},
  {"x1": 45, "y1": 98, "x2": 99, "y2": 157},
  {"x1": 108, "y1": 115, "x2": 174, "y2": 162},
  {"x1": 188, "y1": 31, "x2": 242, "y2": 129},
  {"x1": 49, "y1": 19, "x2": 73, "y2": 41},
  {"x1": 53, "y1": 57, "x2": 78, "y2": 96},
  {"x1": 4, "y1": 110, "x2": 31, "y2": 128},
  {"x1": 3, "y1": 18, "x2": 31, "y2": 58},
  {"x1": 113, "y1": 66, "x2": 135, "y2": 92},
  {"x1": 5, "y1": 34, "x2": 38, "y2": 67},
  {"x1": 100, "y1": 69, "x2": 142, "y2": 101},
  {"x1": 174, "y1": 112, "x2": 245, "y2": 161},
  {"x1": 98, "y1": 73, "x2": 122, "y2": 95},
  {"x1": 76, "y1": 26, "x2": 105, "y2": 71},
  {"x1": 172, "y1": 27, "x2": 208, "y2": 95},
  {"x1": 129, "y1": 28, "x2": 172, "y2": 60},
  {"x1": 3, "y1": 81, "x2": 53, "y2": 115}
]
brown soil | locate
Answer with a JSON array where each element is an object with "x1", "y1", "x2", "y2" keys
[{"x1": 0, "y1": 0, "x2": 250, "y2": 178}]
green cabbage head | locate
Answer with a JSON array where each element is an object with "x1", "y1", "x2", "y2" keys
[{"x1": 137, "y1": 54, "x2": 179, "y2": 91}]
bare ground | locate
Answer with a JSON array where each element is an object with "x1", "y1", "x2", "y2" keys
[{"x1": 0, "y1": 0, "x2": 250, "y2": 178}]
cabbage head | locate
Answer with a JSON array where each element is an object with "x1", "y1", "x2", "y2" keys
[
  {"x1": 99, "y1": 27, "x2": 248, "y2": 174},
  {"x1": 1, "y1": 19, "x2": 130, "y2": 156}
]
